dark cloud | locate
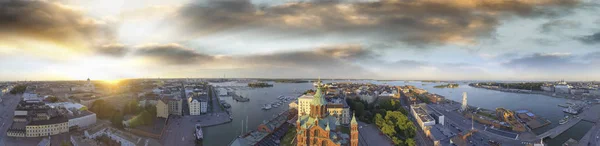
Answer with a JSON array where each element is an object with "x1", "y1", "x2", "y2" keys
[
  {"x1": 315, "y1": 45, "x2": 378, "y2": 61},
  {"x1": 96, "y1": 44, "x2": 128, "y2": 57},
  {"x1": 539, "y1": 19, "x2": 581, "y2": 33},
  {"x1": 577, "y1": 32, "x2": 600, "y2": 44},
  {"x1": 134, "y1": 44, "x2": 213, "y2": 65},
  {"x1": 174, "y1": 0, "x2": 581, "y2": 47},
  {"x1": 0, "y1": 0, "x2": 116, "y2": 49}
]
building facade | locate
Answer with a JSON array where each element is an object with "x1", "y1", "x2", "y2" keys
[
  {"x1": 411, "y1": 103, "x2": 436, "y2": 130},
  {"x1": 188, "y1": 97, "x2": 201, "y2": 115},
  {"x1": 156, "y1": 100, "x2": 169, "y2": 118},
  {"x1": 168, "y1": 98, "x2": 182, "y2": 116},
  {"x1": 298, "y1": 95, "x2": 313, "y2": 116}
]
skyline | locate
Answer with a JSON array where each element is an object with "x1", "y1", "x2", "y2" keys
[{"x1": 1, "y1": 0, "x2": 600, "y2": 81}]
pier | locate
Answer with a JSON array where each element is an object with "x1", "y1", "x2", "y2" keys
[
  {"x1": 537, "y1": 117, "x2": 581, "y2": 139},
  {"x1": 537, "y1": 104, "x2": 600, "y2": 139}
]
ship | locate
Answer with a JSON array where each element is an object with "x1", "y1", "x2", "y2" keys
[
  {"x1": 563, "y1": 107, "x2": 578, "y2": 114},
  {"x1": 559, "y1": 116, "x2": 569, "y2": 125},
  {"x1": 262, "y1": 104, "x2": 272, "y2": 110}
]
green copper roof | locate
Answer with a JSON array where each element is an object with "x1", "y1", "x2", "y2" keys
[
  {"x1": 351, "y1": 113, "x2": 357, "y2": 124},
  {"x1": 311, "y1": 80, "x2": 327, "y2": 106}
]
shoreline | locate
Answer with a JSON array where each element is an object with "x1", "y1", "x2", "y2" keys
[{"x1": 467, "y1": 84, "x2": 594, "y2": 101}]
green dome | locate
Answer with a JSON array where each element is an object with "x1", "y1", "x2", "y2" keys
[{"x1": 311, "y1": 82, "x2": 327, "y2": 106}]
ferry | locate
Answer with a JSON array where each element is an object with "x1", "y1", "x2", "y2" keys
[
  {"x1": 195, "y1": 124, "x2": 203, "y2": 143},
  {"x1": 559, "y1": 116, "x2": 569, "y2": 125}
]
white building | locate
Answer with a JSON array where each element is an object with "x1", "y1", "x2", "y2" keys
[
  {"x1": 555, "y1": 81, "x2": 572, "y2": 94},
  {"x1": 461, "y1": 92, "x2": 468, "y2": 112},
  {"x1": 411, "y1": 104, "x2": 436, "y2": 130},
  {"x1": 68, "y1": 111, "x2": 96, "y2": 129},
  {"x1": 188, "y1": 97, "x2": 201, "y2": 115},
  {"x1": 188, "y1": 96, "x2": 208, "y2": 115},
  {"x1": 297, "y1": 95, "x2": 313, "y2": 116}
]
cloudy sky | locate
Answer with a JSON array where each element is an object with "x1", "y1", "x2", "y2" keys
[{"x1": 0, "y1": 0, "x2": 599, "y2": 81}]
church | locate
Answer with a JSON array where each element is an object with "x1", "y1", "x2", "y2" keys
[{"x1": 296, "y1": 81, "x2": 359, "y2": 146}]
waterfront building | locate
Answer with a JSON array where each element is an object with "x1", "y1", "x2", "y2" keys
[
  {"x1": 541, "y1": 85, "x2": 554, "y2": 92},
  {"x1": 461, "y1": 92, "x2": 468, "y2": 112},
  {"x1": 188, "y1": 94, "x2": 208, "y2": 115},
  {"x1": 570, "y1": 88, "x2": 587, "y2": 95},
  {"x1": 296, "y1": 81, "x2": 358, "y2": 146},
  {"x1": 411, "y1": 103, "x2": 436, "y2": 130},
  {"x1": 555, "y1": 81, "x2": 572, "y2": 94}
]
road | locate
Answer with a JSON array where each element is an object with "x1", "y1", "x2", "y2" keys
[
  {"x1": 357, "y1": 121, "x2": 393, "y2": 146},
  {"x1": 0, "y1": 94, "x2": 21, "y2": 146},
  {"x1": 429, "y1": 103, "x2": 526, "y2": 146}
]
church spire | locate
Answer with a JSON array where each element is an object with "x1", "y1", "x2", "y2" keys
[
  {"x1": 311, "y1": 77, "x2": 326, "y2": 106},
  {"x1": 351, "y1": 113, "x2": 357, "y2": 125}
]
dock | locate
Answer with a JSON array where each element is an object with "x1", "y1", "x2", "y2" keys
[{"x1": 537, "y1": 104, "x2": 600, "y2": 139}]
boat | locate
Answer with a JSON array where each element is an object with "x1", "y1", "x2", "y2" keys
[
  {"x1": 558, "y1": 104, "x2": 569, "y2": 108},
  {"x1": 195, "y1": 124, "x2": 203, "y2": 143},
  {"x1": 559, "y1": 116, "x2": 569, "y2": 125},
  {"x1": 563, "y1": 106, "x2": 579, "y2": 114},
  {"x1": 262, "y1": 104, "x2": 272, "y2": 110}
]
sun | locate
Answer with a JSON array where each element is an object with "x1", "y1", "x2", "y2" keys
[{"x1": 103, "y1": 79, "x2": 121, "y2": 85}]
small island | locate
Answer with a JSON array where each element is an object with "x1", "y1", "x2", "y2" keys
[
  {"x1": 266, "y1": 79, "x2": 309, "y2": 83},
  {"x1": 434, "y1": 83, "x2": 459, "y2": 88},
  {"x1": 248, "y1": 82, "x2": 274, "y2": 88}
]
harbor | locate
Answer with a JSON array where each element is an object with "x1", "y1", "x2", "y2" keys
[{"x1": 198, "y1": 80, "x2": 598, "y2": 145}]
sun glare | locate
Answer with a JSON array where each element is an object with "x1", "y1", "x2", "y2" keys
[{"x1": 103, "y1": 79, "x2": 121, "y2": 85}]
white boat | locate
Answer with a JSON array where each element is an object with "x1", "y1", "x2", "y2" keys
[
  {"x1": 563, "y1": 107, "x2": 578, "y2": 114},
  {"x1": 559, "y1": 116, "x2": 569, "y2": 125},
  {"x1": 262, "y1": 104, "x2": 272, "y2": 110}
]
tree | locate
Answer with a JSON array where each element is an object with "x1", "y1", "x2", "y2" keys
[
  {"x1": 354, "y1": 103, "x2": 365, "y2": 119},
  {"x1": 46, "y1": 96, "x2": 59, "y2": 103},
  {"x1": 111, "y1": 110, "x2": 124, "y2": 129},
  {"x1": 9, "y1": 85, "x2": 27, "y2": 94},
  {"x1": 405, "y1": 138, "x2": 416, "y2": 146},
  {"x1": 374, "y1": 114, "x2": 385, "y2": 128},
  {"x1": 391, "y1": 137, "x2": 404, "y2": 146}
]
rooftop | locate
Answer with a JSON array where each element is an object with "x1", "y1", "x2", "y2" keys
[
  {"x1": 28, "y1": 116, "x2": 68, "y2": 125},
  {"x1": 412, "y1": 105, "x2": 434, "y2": 122}
]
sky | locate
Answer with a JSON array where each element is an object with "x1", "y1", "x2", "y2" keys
[{"x1": 0, "y1": 0, "x2": 599, "y2": 81}]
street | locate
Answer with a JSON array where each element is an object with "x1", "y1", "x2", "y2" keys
[
  {"x1": 357, "y1": 121, "x2": 393, "y2": 146},
  {"x1": 429, "y1": 103, "x2": 525, "y2": 146},
  {"x1": 0, "y1": 94, "x2": 22, "y2": 146}
]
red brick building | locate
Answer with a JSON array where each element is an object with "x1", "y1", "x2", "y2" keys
[{"x1": 296, "y1": 81, "x2": 359, "y2": 146}]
